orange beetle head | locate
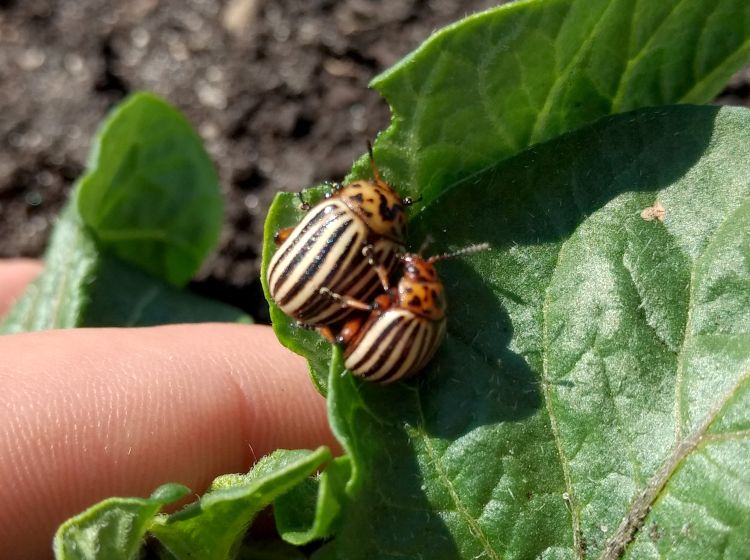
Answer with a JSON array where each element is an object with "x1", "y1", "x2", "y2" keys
[
  {"x1": 395, "y1": 243, "x2": 491, "y2": 321},
  {"x1": 397, "y1": 254, "x2": 446, "y2": 321}
]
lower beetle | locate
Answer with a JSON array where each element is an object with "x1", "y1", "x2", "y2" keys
[{"x1": 320, "y1": 243, "x2": 490, "y2": 383}]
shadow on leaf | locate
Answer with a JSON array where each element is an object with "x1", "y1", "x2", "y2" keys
[{"x1": 331, "y1": 106, "x2": 721, "y2": 559}]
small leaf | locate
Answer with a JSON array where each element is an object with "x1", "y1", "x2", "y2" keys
[
  {"x1": 53, "y1": 483, "x2": 190, "y2": 560},
  {"x1": 274, "y1": 456, "x2": 351, "y2": 545},
  {"x1": 83, "y1": 255, "x2": 250, "y2": 326},
  {"x1": 150, "y1": 447, "x2": 331, "y2": 560},
  {"x1": 1, "y1": 204, "x2": 98, "y2": 332},
  {"x1": 77, "y1": 92, "x2": 222, "y2": 286},
  {"x1": 0, "y1": 206, "x2": 249, "y2": 332},
  {"x1": 353, "y1": 0, "x2": 750, "y2": 204},
  {"x1": 1, "y1": 94, "x2": 245, "y2": 333}
]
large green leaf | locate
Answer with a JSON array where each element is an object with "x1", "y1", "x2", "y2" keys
[
  {"x1": 273, "y1": 105, "x2": 750, "y2": 558},
  {"x1": 350, "y1": 0, "x2": 750, "y2": 203},
  {"x1": 77, "y1": 92, "x2": 222, "y2": 286},
  {"x1": 262, "y1": 0, "x2": 750, "y2": 391}
]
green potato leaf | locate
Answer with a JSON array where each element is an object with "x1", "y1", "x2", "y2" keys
[
  {"x1": 1, "y1": 93, "x2": 246, "y2": 333},
  {"x1": 264, "y1": 0, "x2": 750, "y2": 390},
  {"x1": 351, "y1": 0, "x2": 750, "y2": 203},
  {"x1": 273, "y1": 456, "x2": 351, "y2": 545},
  {"x1": 1, "y1": 203, "x2": 99, "y2": 332},
  {"x1": 150, "y1": 447, "x2": 331, "y2": 560},
  {"x1": 53, "y1": 483, "x2": 190, "y2": 560},
  {"x1": 82, "y1": 254, "x2": 250, "y2": 326},
  {"x1": 270, "y1": 105, "x2": 750, "y2": 558},
  {"x1": 77, "y1": 92, "x2": 222, "y2": 286},
  {"x1": 0, "y1": 203, "x2": 248, "y2": 332}
]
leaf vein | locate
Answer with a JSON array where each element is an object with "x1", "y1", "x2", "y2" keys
[
  {"x1": 598, "y1": 367, "x2": 750, "y2": 560},
  {"x1": 528, "y1": 1, "x2": 618, "y2": 145},
  {"x1": 414, "y1": 392, "x2": 502, "y2": 560},
  {"x1": 542, "y1": 244, "x2": 585, "y2": 559},
  {"x1": 610, "y1": 0, "x2": 689, "y2": 111}
]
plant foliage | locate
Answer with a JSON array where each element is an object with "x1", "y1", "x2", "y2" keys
[
  {"x1": 8, "y1": 0, "x2": 749, "y2": 558},
  {"x1": 1, "y1": 92, "x2": 246, "y2": 334}
]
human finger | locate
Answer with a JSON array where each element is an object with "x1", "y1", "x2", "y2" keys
[
  {"x1": 0, "y1": 324, "x2": 336, "y2": 559},
  {"x1": 0, "y1": 259, "x2": 43, "y2": 317}
]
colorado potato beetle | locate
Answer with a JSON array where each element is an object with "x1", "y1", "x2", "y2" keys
[
  {"x1": 323, "y1": 243, "x2": 490, "y2": 384},
  {"x1": 267, "y1": 144, "x2": 413, "y2": 327}
]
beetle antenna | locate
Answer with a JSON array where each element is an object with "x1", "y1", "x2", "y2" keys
[
  {"x1": 418, "y1": 235, "x2": 434, "y2": 255},
  {"x1": 366, "y1": 140, "x2": 383, "y2": 183},
  {"x1": 402, "y1": 194, "x2": 422, "y2": 207},
  {"x1": 427, "y1": 242, "x2": 490, "y2": 263}
]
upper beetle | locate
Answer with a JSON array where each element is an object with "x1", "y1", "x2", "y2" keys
[{"x1": 267, "y1": 143, "x2": 413, "y2": 327}]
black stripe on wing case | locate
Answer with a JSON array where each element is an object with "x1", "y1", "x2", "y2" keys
[{"x1": 278, "y1": 218, "x2": 356, "y2": 306}]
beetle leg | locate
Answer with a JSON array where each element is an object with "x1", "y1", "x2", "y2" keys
[
  {"x1": 336, "y1": 316, "x2": 363, "y2": 345},
  {"x1": 317, "y1": 325, "x2": 336, "y2": 343},
  {"x1": 274, "y1": 227, "x2": 295, "y2": 247},
  {"x1": 298, "y1": 321, "x2": 340, "y2": 345},
  {"x1": 297, "y1": 191, "x2": 311, "y2": 211},
  {"x1": 297, "y1": 321, "x2": 335, "y2": 342},
  {"x1": 362, "y1": 244, "x2": 391, "y2": 291},
  {"x1": 319, "y1": 287, "x2": 371, "y2": 311}
]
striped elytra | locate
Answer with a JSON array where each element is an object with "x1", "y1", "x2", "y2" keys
[
  {"x1": 343, "y1": 306, "x2": 448, "y2": 383},
  {"x1": 267, "y1": 147, "x2": 408, "y2": 327},
  {"x1": 338, "y1": 244, "x2": 489, "y2": 384}
]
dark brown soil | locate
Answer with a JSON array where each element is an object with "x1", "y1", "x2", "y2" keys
[{"x1": 1, "y1": 0, "x2": 748, "y2": 322}]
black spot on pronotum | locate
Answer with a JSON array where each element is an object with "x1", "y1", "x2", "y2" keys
[{"x1": 377, "y1": 192, "x2": 403, "y2": 221}]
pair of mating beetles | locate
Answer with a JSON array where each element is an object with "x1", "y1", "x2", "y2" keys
[{"x1": 267, "y1": 144, "x2": 486, "y2": 384}]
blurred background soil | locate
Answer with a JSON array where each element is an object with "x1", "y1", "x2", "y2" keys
[{"x1": 1, "y1": 0, "x2": 748, "y2": 322}]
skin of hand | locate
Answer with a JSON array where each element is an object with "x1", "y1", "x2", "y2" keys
[{"x1": 0, "y1": 259, "x2": 338, "y2": 559}]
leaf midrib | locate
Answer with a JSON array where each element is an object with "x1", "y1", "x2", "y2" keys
[
  {"x1": 598, "y1": 367, "x2": 750, "y2": 560},
  {"x1": 609, "y1": 0, "x2": 689, "y2": 112},
  {"x1": 528, "y1": 0, "x2": 617, "y2": 145}
]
